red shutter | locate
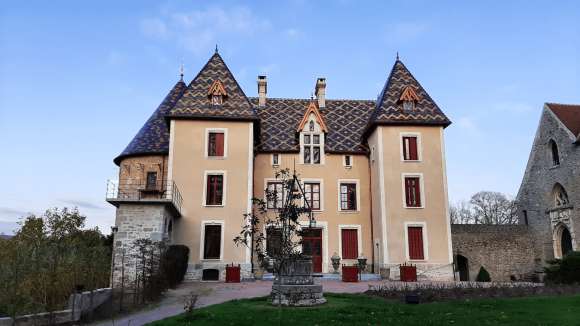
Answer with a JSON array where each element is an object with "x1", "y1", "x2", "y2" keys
[
  {"x1": 408, "y1": 227, "x2": 424, "y2": 260},
  {"x1": 215, "y1": 133, "x2": 224, "y2": 156},
  {"x1": 405, "y1": 177, "x2": 421, "y2": 207},
  {"x1": 408, "y1": 137, "x2": 418, "y2": 160},
  {"x1": 341, "y1": 229, "x2": 358, "y2": 259}
]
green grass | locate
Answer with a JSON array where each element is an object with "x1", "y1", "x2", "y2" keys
[{"x1": 150, "y1": 293, "x2": 580, "y2": 326}]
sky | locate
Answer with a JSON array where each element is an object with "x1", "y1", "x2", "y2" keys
[{"x1": 0, "y1": 0, "x2": 579, "y2": 234}]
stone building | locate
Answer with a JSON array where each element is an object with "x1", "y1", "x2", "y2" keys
[
  {"x1": 516, "y1": 103, "x2": 580, "y2": 266},
  {"x1": 107, "y1": 50, "x2": 455, "y2": 283}
]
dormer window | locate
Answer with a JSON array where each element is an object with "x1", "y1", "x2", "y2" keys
[
  {"x1": 297, "y1": 101, "x2": 328, "y2": 165},
  {"x1": 309, "y1": 121, "x2": 315, "y2": 131},
  {"x1": 399, "y1": 85, "x2": 419, "y2": 111},
  {"x1": 207, "y1": 79, "x2": 227, "y2": 106}
]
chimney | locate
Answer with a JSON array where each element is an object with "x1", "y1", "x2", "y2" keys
[
  {"x1": 315, "y1": 77, "x2": 326, "y2": 108},
  {"x1": 257, "y1": 75, "x2": 267, "y2": 107}
]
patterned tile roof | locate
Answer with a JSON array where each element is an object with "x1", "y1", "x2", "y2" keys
[
  {"x1": 251, "y1": 98, "x2": 375, "y2": 153},
  {"x1": 168, "y1": 52, "x2": 257, "y2": 121},
  {"x1": 366, "y1": 59, "x2": 450, "y2": 135},
  {"x1": 114, "y1": 80, "x2": 187, "y2": 165},
  {"x1": 546, "y1": 103, "x2": 580, "y2": 138}
]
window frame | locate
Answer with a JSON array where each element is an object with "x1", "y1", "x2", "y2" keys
[
  {"x1": 404, "y1": 222, "x2": 428, "y2": 261},
  {"x1": 339, "y1": 226, "x2": 361, "y2": 260},
  {"x1": 145, "y1": 171, "x2": 158, "y2": 190},
  {"x1": 549, "y1": 139, "x2": 560, "y2": 167},
  {"x1": 400, "y1": 132, "x2": 422, "y2": 162},
  {"x1": 200, "y1": 220, "x2": 225, "y2": 261},
  {"x1": 302, "y1": 178, "x2": 324, "y2": 211},
  {"x1": 203, "y1": 170, "x2": 227, "y2": 207},
  {"x1": 299, "y1": 118, "x2": 325, "y2": 165},
  {"x1": 337, "y1": 179, "x2": 360, "y2": 213},
  {"x1": 271, "y1": 153, "x2": 280, "y2": 167},
  {"x1": 264, "y1": 179, "x2": 285, "y2": 209},
  {"x1": 204, "y1": 128, "x2": 228, "y2": 159},
  {"x1": 402, "y1": 173, "x2": 425, "y2": 209},
  {"x1": 343, "y1": 155, "x2": 353, "y2": 168}
]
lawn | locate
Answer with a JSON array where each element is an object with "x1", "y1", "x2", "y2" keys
[{"x1": 150, "y1": 293, "x2": 580, "y2": 325}]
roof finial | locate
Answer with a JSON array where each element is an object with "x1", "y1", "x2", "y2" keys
[
  {"x1": 215, "y1": 44, "x2": 219, "y2": 53},
  {"x1": 179, "y1": 61, "x2": 184, "y2": 81},
  {"x1": 396, "y1": 51, "x2": 400, "y2": 61},
  {"x1": 310, "y1": 92, "x2": 314, "y2": 100}
]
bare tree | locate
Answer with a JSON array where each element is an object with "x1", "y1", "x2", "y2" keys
[{"x1": 450, "y1": 191, "x2": 518, "y2": 225}]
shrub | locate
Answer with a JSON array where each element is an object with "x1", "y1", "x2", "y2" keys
[
  {"x1": 545, "y1": 251, "x2": 580, "y2": 284},
  {"x1": 162, "y1": 245, "x2": 190, "y2": 288},
  {"x1": 476, "y1": 267, "x2": 491, "y2": 282}
]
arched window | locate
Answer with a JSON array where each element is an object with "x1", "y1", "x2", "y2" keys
[
  {"x1": 549, "y1": 140, "x2": 560, "y2": 166},
  {"x1": 309, "y1": 120, "x2": 315, "y2": 132},
  {"x1": 553, "y1": 183, "x2": 569, "y2": 207}
]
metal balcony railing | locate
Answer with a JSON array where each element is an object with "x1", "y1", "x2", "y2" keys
[{"x1": 106, "y1": 179, "x2": 183, "y2": 214}]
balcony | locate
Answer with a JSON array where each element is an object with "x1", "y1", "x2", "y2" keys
[{"x1": 106, "y1": 179, "x2": 183, "y2": 217}]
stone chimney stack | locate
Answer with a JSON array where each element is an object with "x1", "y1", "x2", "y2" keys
[
  {"x1": 257, "y1": 75, "x2": 267, "y2": 107},
  {"x1": 315, "y1": 77, "x2": 326, "y2": 108}
]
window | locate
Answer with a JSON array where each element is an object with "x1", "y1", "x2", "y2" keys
[
  {"x1": 206, "y1": 174, "x2": 224, "y2": 205},
  {"x1": 402, "y1": 136, "x2": 419, "y2": 161},
  {"x1": 146, "y1": 172, "x2": 157, "y2": 189},
  {"x1": 304, "y1": 182, "x2": 321, "y2": 210},
  {"x1": 339, "y1": 183, "x2": 357, "y2": 211},
  {"x1": 341, "y1": 229, "x2": 358, "y2": 259},
  {"x1": 303, "y1": 133, "x2": 321, "y2": 164},
  {"x1": 272, "y1": 153, "x2": 280, "y2": 166},
  {"x1": 523, "y1": 210, "x2": 528, "y2": 225},
  {"x1": 407, "y1": 226, "x2": 424, "y2": 260},
  {"x1": 266, "y1": 227, "x2": 282, "y2": 257},
  {"x1": 371, "y1": 146, "x2": 376, "y2": 162},
  {"x1": 211, "y1": 95, "x2": 223, "y2": 105},
  {"x1": 550, "y1": 140, "x2": 560, "y2": 166},
  {"x1": 344, "y1": 155, "x2": 352, "y2": 167},
  {"x1": 208, "y1": 132, "x2": 225, "y2": 157},
  {"x1": 266, "y1": 181, "x2": 284, "y2": 209},
  {"x1": 404, "y1": 176, "x2": 422, "y2": 208},
  {"x1": 203, "y1": 224, "x2": 222, "y2": 259},
  {"x1": 403, "y1": 101, "x2": 414, "y2": 111}
]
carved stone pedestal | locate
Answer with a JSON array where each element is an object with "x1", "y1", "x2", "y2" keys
[{"x1": 270, "y1": 257, "x2": 326, "y2": 306}]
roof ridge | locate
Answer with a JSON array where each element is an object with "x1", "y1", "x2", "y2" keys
[
  {"x1": 248, "y1": 96, "x2": 375, "y2": 102},
  {"x1": 546, "y1": 102, "x2": 580, "y2": 108}
]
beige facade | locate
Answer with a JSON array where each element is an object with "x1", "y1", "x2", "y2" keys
[{"x1": 108, "y1": 51, "x2": 454, "y2": 282}]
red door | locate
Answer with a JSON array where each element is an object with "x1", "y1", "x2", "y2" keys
[{"x1": 302, "y1": 228, "x2": 323, "y2": 273}]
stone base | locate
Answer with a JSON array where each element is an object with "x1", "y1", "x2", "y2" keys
[{"x1": 271, "y1": 284, "x2": 326, "y2": 306}]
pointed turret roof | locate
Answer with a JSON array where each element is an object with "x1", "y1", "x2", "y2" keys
[
  {"x1": 114, "y1": 80, "x2": 187, "y2": 165},
  {"x1": 168, "y1": 52, "x2": 257, "y2": 121},
  {"x1": 365, "y1": 59, "x2": 450, "y2": 135}
]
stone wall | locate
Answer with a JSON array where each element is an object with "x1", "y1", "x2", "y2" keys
[
  {"x1": 112, "y1": 204, "x2": 173, "y2": 286},
  {"x1": 451, "y1": 224, "x2": 537, "y2": 282},
  {"x1": 516, "y1": 107, "x2": 580, "y2": 263}
]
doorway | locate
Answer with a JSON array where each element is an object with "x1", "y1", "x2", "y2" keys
[
  {"x1": 457, "y1": 255, "x2": 469, "y2": 281},
  {"x1": 562, "y1": 227, "x2": 573, "y2": 257},
  {"x1": 302, "y1": 228, "x2": 323, "y2": 273}
]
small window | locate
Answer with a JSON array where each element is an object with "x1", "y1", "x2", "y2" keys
[
  {"x1": 403, "y1": 101, "x2": 414, "y2": 111},
  {"x1": 523, "y1": 210, "x2": 528, "y2": 225},
  {"x1": 404, "y1": 177, "x2": 422, "y2": 208},
  {"x1": 340, "y1": 183, "x2": 357, "y2": 211},
  {"x1": 371, "y1": 146, "x2": 376, "y2": 162},
  {"x1": 550, "y1": 140, "x2": 560, "y2": 166},
  {"x1": 304, "y1": 182, "x2": 321, "y2": 210},
  {"x1": 341, "y1": 229, "x2": 358, "y2": 259},
  {"x1": 266, "y1": 181, "x2": 284, "y2": 209},
  {"x1": 402, "y1": 136, "x2": 419, "y2": 161},
  {"x1": 309, "y1": 120, "x2": 315, "y2": 131},
  {"x1": 211, "y1": 95, "x2": 223, "y2": 105},
  {"x1": 203, "y1": 224, "x2": 222, "y2": 260},
  {"x1": 206, "y1": 174, "x2": 224, "y2": 205},
  {"x1": 272, "y1": 153, "x2": 279, "y2": 166},
  {"x1": 146, "y1": 172, "x2": 158, "y2": 189},
  {"x1": 208, "y1": 132, "x2": 225, "y2": 157},
  {"x1": 344, "y1": 155, "x2": 352, "y2": 167},
  {"x1": 407, "y1": 226, "x2": 424, "y2": 260}
]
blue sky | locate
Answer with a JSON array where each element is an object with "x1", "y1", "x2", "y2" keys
[{"x1": 0, "y1": 1, "x2": 579, "y2": 234}]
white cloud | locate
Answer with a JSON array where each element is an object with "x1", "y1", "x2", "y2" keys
[
  {"x1": 258, "y1": 63, "x2": 280, "y2": 75},
  {"x1": 285, "y1": 28, "x2": 300, "y2": 38},
  {"x1": 142, "y1": 6, "x2": 271, "y2": 54},
  {"x1": 493, "y1": 101, "x2": 534, "y2": 113},
  {"x1": 455, "y1": 116, "x2": 481, "y2": 135}
]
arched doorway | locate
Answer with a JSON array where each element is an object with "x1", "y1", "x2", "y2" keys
[
  {"x1": 456, "y1": 255, "x2": 469, "y2": 281},
  {"x1": 561, "y1": 227, "x2": 573, "y2": 257}
]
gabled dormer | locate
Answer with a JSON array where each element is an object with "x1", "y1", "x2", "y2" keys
[
  {"x1": 297, "y1": 101, "x2": 328, "y2": 164},
  {"x1": 207, "y1": 79, "x2": 228, "y2": 106}
]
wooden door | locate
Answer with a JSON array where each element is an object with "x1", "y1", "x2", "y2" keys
[{"x1": 302, "y1": 228, "x2": 323, "y2": 273}]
